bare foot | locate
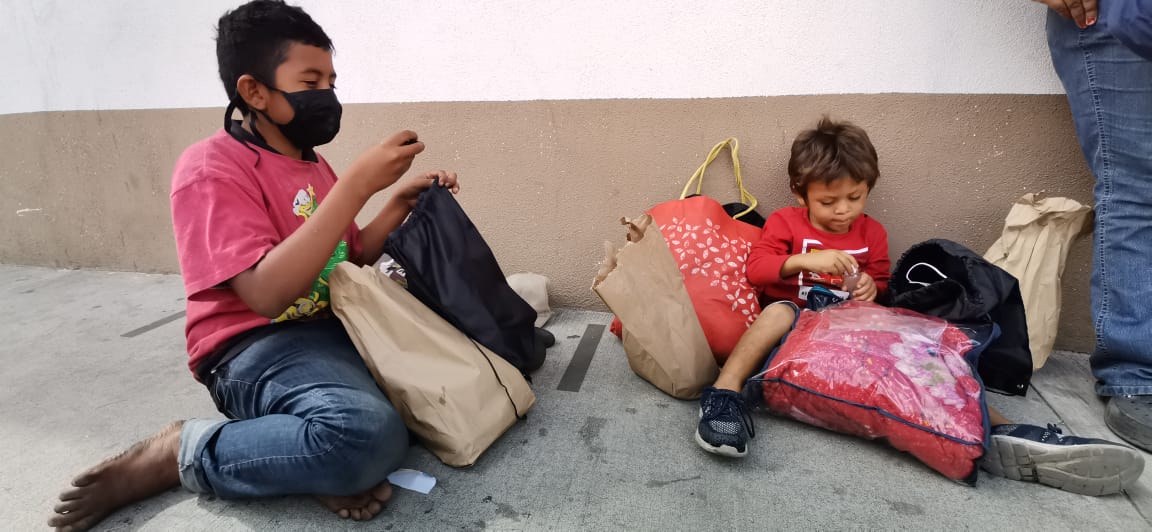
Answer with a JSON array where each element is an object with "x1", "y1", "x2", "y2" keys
[
  {"x1": 317, "y1": 482, "x2": 393, "y2": 521},
  {"x1": 48, "y1": 421, "x2": 183, "y2": 531}
]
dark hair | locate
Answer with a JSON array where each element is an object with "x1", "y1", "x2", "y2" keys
[
  {"x1": 216, "y1": 0, "x2": 332, "y2": 115},
  {"x1": 787, "y1": 117, "x2": 879, "y2": 198}
]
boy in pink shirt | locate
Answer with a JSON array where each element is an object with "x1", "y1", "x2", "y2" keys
[{"x1": 49, "y1": 1, "x2": 458, "y2": 529}]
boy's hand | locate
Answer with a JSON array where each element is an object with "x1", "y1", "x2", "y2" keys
[
  {"x1": 354, "y1": 169, "x2": 460, "y2": 267},
  {"x1": 850, "y1": 272, "x2": 878, "y2": 302},
  {"x1": 394, "y1": 170, "x2": 461, "y2": 208},
  {"x1": 344, "y1": 130, "x2": 425, "y2": 199},
  {"x1": 797, "y1": 250, "x2": 859, "y2": 276}
]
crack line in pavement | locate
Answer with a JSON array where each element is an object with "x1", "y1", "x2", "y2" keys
[{"x1": 121, "y1": 311, "x2": 186, "y2": 338}]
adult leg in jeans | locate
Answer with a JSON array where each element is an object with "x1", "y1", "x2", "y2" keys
[
  {"x1": 49, "y1": 318, "x2": 408, "y2": 530},
  {"x1": 1048, "y1": 9, "x2": 1152, "y2": 450}
]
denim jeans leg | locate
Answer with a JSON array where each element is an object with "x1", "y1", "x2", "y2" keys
[
  {"x1": 1047, "y1": 10, "x2": 1152, "y2": 396},
  {"x1": 177, "y1": 418, "x2": 229, "y2": 493},
  {"x1": 179, "y1": 318, "x2": 409, "y2": 498}
]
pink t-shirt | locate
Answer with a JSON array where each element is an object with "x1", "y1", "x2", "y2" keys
[{"x1": 170, "y1": 129, "x2": 360, "y2": 377}]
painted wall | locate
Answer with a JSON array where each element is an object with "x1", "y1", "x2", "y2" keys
[
  {"x1": 2, "y1": 0, "x2": 1061, "y2": 115},
  {"x1": 0, "y1": 2, "x2": 1098, "y2": 353}
]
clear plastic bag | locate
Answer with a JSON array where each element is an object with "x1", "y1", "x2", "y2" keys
[{"x1": 747, "y1": 300, "x2": 988, "y2": 482}]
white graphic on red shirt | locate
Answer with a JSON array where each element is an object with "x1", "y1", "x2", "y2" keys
[{"x1": 797, "y1": 238, "x2": 869, "y2": 299}]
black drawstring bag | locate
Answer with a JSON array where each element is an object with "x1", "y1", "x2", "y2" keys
[
  {"x1": 887, "y1": 239, "x2": 1033, "y2": 396},
  {"x1": 384, "y1": 183, "x2": 543, "y2": 372}
]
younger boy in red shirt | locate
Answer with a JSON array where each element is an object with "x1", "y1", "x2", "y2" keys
[{"x1": 694, "y1": 117, "x2": 1143, "y2": 497}]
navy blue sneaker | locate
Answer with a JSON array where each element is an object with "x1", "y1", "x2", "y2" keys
[
  {"x1": 981, "y1": 423, "x2": 1145, "y2": 496},
  {"x1": 695, "y1": 387, "x2": 755, "y2": 458}
]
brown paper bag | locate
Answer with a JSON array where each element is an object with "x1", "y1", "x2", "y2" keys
[
  {"x1": 592, "y1": 214, "x2": 718, "y2": 399},
  {"x1": 330, "y1": 262, "x2": 536, "y2": 467},
  {"x1": 984, "y1": 193, "x2": 1092, "y2": 369}
]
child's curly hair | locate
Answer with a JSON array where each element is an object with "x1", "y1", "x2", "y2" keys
[{"x1": 788, "y1": 117, "x2": 879, "y2": 197}]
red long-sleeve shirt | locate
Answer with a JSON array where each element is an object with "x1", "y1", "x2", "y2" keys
[{"x1": 747, "y1": 207, "x2": 891, "y2": 306}]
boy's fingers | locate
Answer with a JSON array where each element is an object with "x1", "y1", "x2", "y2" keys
[
  {"x1": 437, "y1": 170, "x2": 460, "y2": 192},
  {"x1": 397, "y1": 142, "x2": 425, "y2": 158},
  {"x1": 853, "y1": 278, "x2": 875, "y2": 300},
  {"x1": 402, "y1": 139, "x2": 425, "y2": 152},
  {"x1": 429, "y1": 170, "x2": 453, "y2": 185},
  {"x1": 384, "y1": 130, "x2": 424, "y2": 155},
  {"x1": 386, "y1": 130, "x2": 418, "y2": 145}
]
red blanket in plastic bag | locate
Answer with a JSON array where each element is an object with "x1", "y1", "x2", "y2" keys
[{"x1": 758, "y1": 301, "x2": 986, "y2": 481}]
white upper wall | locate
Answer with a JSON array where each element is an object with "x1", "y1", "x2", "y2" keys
[{"x1": 0, "y1": 0, "x2": 1063, "y2": 115}]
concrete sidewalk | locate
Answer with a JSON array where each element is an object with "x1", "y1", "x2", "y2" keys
[{"x1": 1, "y1": 265, "x2": 1148, "y2": 531}]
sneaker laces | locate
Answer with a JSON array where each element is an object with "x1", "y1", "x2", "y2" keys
[{"x1": 705, "y1": 391, "x2": 755, "y2": 439}]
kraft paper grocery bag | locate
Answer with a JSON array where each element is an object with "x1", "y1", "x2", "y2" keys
[
  {"x1": 593, "y1": 214, "x2": 718, "y2": 399},
  {"x1": 331, "y1": 262, "x2": 535, "y2": 467},
  {"x1": 984, "y1": 193, "x2": 1092, "y2": 369}
]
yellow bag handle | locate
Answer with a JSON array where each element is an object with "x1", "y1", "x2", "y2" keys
[{"x1": 679, "y1": 137, "x2": 759, "y2": 219}]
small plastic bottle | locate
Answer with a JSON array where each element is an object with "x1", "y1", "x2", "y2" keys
[{"x1": 842, "y1": 269, "x2": 860, "y2": 296}]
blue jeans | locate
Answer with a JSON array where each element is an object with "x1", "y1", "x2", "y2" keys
[
  {"x1": 176, "y1": 318, "x2": 409, "y2": 498},
  {"x1": 1048, "y1": 10, "x2": 1152, "y2": 396}
]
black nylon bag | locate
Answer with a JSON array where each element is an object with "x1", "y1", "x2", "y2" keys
[
  {"x1": 887, "y1": 239, "x2": 1033, "y2": 396},
  {"x1": 384, "y1": 183, "x2": 541, "y2": 372}
]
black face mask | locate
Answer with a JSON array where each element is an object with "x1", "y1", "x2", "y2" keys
[
  {"x1": 263, "y1": 87, "x2": 343, "y2": 150},
  {"x1": 224, "y1": 86, "x2": 343, "y2": 151}
]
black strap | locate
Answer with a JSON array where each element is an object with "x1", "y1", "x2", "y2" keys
[{"x1": 468, "y1": 339, "x2": 527, "y2": 420}]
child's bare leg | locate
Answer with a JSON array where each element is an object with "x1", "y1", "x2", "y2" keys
[
  {"x1": 714, "y1": 302, "x2": 797, "y2": 391},
  {"x1": 48, "y1": 421, "x2": 183, "y2": 531},
  {"x1": 695, "y1": 303, "x2": 795, "y2": 458}
]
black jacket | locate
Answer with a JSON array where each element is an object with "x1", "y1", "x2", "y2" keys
[{"x1": 887, "y1": 239, "x2": 1033, "y2": 396}]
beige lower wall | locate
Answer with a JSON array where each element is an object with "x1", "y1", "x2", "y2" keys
[{"x1": 0, "y1": 95, "x2": 1097, "y2": 352}]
